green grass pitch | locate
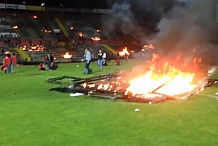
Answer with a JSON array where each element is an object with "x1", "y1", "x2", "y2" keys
[{"x1": 0, "y1": 60, "x2": 218, "y2": 146}]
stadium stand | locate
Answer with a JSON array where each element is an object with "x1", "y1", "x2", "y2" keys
[{"x1": 0, "y1": 8, "x2": 124, "y2": 65}]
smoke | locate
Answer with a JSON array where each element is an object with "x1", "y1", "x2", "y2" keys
[
  {"x1": 102, "y1": 0, "x2": 175, "y2": 41},
  {"x1": 151, "y1": 0, "x2": 218, "y2": 64},
  {"x1": 102, "y1": 2, "x2": 133, "y2": 37},
  {"x1": 103, "y1": 0, "x2": 218, "y2": 64},
  {"x1": 102, "y1": 2, "x2": 146, "y2": 42}
]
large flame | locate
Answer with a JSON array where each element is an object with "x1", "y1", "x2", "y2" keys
[
  {"x1": 125, "y1": 63, "x2": 197, "y2": 98},
  {"x1": 82, "y1": 51, "x2": 206, "y2": 101}
]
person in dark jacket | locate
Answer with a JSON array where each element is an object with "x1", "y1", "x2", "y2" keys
[{"x1": 97, "y1": 49, "x2": 103, "y2": 70}]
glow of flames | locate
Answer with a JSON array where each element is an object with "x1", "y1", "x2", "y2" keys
[
  {"x1": 13, "y1": 25, "x2": 18, "y2": 29},
  {"x1": 151, "y1": 53, "x2": 160, "y2": 62},
  {"x1": 20, "y1": 45, "x2": 44, "y2": 52},
  {"x1": 32, "y1": 15, "x2": 38, "y2": 19},
  {"x1": 193, "y1": 57, "x2": 202, "y2": 64},
  {"x1": 119, "y1": 47, "x2": 129, "y2": 56},
  {"x1": 78, "y1": 32, "x2": 83, "y2": 37},
  {"x1": 143, "y1": 44, "x2": 155, "y2": 50},
  {"x1": 82, "y1": 53, "x2": 204, "y2": 100},
  {"x1": 91, "y1": 37, "x2": 101, "y2": 41},
  {"x1": 63, "y1": 52, "x2": 72, "y2": 59}
]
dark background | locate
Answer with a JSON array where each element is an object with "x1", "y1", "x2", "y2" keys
[{"x1": 0, "y1": 0, "x2": 115, "y2": 8}]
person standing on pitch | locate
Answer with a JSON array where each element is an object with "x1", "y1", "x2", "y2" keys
[
  {"x1": 97, "y1": 49, "x2": 103, "y2": 70},
  {"x1": 3, "y1": 53, "x2": 11, "y2": 74},
  {"x1": 11, "y1": 53, "x2": 17, "y2": 71},
  {"x1": 83, "y1": 48, "x2": 92, "y2": 74}
]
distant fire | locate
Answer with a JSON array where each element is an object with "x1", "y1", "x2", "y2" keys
[
  {"x1": 63, "y1": 52, "x2": 72, "y2": 59},
  {"x1": 91, "y1": 37, "x2": 101, "y2": 41},
  {"x1": 42, "y1": 29, "x2": 52, "y2": 33},
  {"x1": 12, "y1": 25, "x2": 18, "y2": 29},
  {"x1": 20, "y1": 45, "x2": 44, "y2": 52},
  {"x1": 77, "y1": 32, "x2": 83, "y2": 37},
  {"x1": 32, "y1": 15, "x2": 38, "y2": 19},
  {"x1": 119, "y1": 47, "x2": 129, "y2": 56}
]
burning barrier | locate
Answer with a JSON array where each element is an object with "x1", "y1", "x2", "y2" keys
[{"x1": 47, "y1": 64, "x2": 216, "y2": 103}]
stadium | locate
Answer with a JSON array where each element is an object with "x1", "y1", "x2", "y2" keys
[{"x1": 0, "y1": 0, "x2": 218, "y2": 145}]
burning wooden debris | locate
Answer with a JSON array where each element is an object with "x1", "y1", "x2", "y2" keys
[
  {"x1": 48, "y1": 42, "x2": 217, "y2": 103},
  {"x1": 47, "y1": 70, "x2": 214, "y2": 103}
]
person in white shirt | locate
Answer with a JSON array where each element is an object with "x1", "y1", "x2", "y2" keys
[{"x1": 83, "y1": 48, "x2": 92, "y2": 74}]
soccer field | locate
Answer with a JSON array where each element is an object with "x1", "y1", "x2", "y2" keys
[{"x1": 0, "y1": 60, "x2": 218, "y2": 146}]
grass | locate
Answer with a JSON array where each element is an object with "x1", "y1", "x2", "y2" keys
[{"x1": 0, "y1": 60, "x2": 218, "y2": 146}]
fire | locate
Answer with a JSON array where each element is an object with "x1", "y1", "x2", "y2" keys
[
  {"x1": 119, "y1": 47, "x2": 129, "y2": 56},
  {"x1": 155, "y1": 74, "x2": 196, "y2": 96},
  {"x1": 96, "y1": 29, "x2": 101, "y2": 32},
  {"x1": 13, "y1": 25, "x2": 18, "y2": 29},
  {"x1": 80, "y1": 51, "x2": 206, "y2": 102},
  {"x1": 41, "y1": 27, "x2": 52, "y2": 33},
  {"x1": 125, "y1": 63, "x2": 197, "y2": 98},
  {"x1": 63, "y1": 52, "x2": 72, "y2": 59},
  {"x1": 91, "y1": 37, "x2": 101, "y2": 41},
  {"x1": 20, "y1": 45, "x2": 44, "y2": 52},
  {"x1": 77, "y1": 32, "x2": 83, "y2": 37},
  {"x1": 32, "y1": 15, "x2": 38, "y2": 19},
  {"x1": 81, "y1": 61, "x2": 202, "y2": 100}
]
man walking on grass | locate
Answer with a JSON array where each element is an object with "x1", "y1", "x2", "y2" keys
[{"x1": 83, "y1": 48, "x2": 92, "y2": 74}]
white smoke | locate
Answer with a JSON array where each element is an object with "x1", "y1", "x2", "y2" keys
[{"x1": 150, "y1": 0, "x2": 218, "y2": 64}]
